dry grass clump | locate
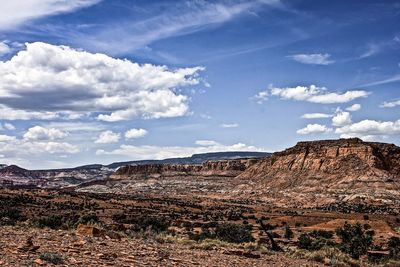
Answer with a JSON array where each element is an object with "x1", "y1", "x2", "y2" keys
[
  {"x1": 155, "y1": 234, "x2": 196, "y2": 246},
  {"x1": 155, "y1": 234, "x2": 269, "y2": 253},
  {"x1": 380, "y1": 259, "x2": 400, "y2": 267},
  {"x1": 289, "y1": 247, "x2": 360, "y2": 267},
  {"x1": 394, "y1": 227, "x2": 400, "y2": 235}
]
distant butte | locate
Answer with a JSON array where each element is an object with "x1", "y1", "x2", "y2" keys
[{"x1": 235, "y1": 138, "x2": 400, "y2": 207}]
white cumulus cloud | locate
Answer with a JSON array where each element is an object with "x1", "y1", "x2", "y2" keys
[
  {"x1": 270, "y1": 85, "x2": 369, "y2": 104},
  {"x1": 23, "y1": 126, "x2": 68, "y2": 141},
  {"x1": 288, "y1": 53, "x2": 334, "y2": 65},
  {"x1": 296, "y1": 124, "x2": 332, "y2": 135},
  {"x1": 23, "y1": 141, "x2": 79, "y2": 154},
  {"x1": 345, "y1": 103, "x2": 361, "y2": 112},
  {"x1": 332, "y1": 110, "x2": 352, "y2": 126},
  {"x1": 380, "y1": 99, "x2": 400, "y2": 108},
  {"x1": 0, "y1": 135, "x2": 78, "y2": 156},
  {"x1": 0, "y1": 105, "x2": 60, "y2": 120},
  {"x1": 335, "y1": 119, "x2": 400, "y2": 138},
  {"x1": 125, "y1": 128, "x2": 148, "y2": 139},
  {"x1": 0, "y1": 42, "x2": 204, "y2": 121},
  {"x1": 0, "y1": 41, "x2": 11, "y2": 56},
  {"x1": 0, "y1": 134, "x2": 17, "y2": 142},
  {"x1": 95, "y1": 130, "x2": 120, "y2": 144},
  {"x1": 4, "y1": 123, "x2": 16, "y2": 130}
]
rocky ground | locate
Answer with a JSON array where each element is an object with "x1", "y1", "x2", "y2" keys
[{"x1": 0, "y1": 226, "x2": 321, "y2": 266}]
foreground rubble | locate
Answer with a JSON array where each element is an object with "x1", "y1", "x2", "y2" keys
[{"x1": 0, "y1": 226, "x2": 320, "y2": 266}]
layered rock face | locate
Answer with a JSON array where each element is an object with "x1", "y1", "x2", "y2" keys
[
  {"x1": 237, "y1": 138, "x2": 400, "y2": 198},
  {"x1": 113, "y1": 159, "x2": 261, "y2": 179}
]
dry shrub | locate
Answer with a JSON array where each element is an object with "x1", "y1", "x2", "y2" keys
[{"x1": 291, "y1": 247, "x2": 360, "y2": 267}]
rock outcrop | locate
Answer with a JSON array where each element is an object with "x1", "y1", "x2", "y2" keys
[
  {"x1": 236, "y1": 138, "x2": 400, "y2": 206},
  {"x1": 113, "y1": 159, "x2": 261, "y2": 179}
]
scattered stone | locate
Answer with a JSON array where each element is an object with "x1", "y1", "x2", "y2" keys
[
  {"x1": 106, "y1": 230, "x2": 122, "y2": 240},
  {"x1": 76, "y1": 224, "x2": 105, "y2": 238},
  {"x1": 223, "y1": 249, "x2": 261, "y2": 259},
  {"x1": 17, "y1": 237, "x2": 40, "y2": 252},
  {"x1": 34, "y1": 258, "x2": 44, "y2": 265}
]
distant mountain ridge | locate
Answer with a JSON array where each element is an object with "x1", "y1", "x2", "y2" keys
[
  {"x1": 0, "y1": 151, "x2": 271, "y2": 172},
  {"x1": 0, "y1": 151, "x2": 271, "y2": 188},
  {"x1": 105, "y1": 151, "x2": 271, "y2": 169}
]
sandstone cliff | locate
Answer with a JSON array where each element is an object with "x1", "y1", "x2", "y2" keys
[{"x1": 235, "y1": 138, "x2": 400, "y2": 206}]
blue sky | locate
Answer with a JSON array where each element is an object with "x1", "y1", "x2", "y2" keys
[{"x1": 0, "y1": 0, "x2": 399, "y2": 169}]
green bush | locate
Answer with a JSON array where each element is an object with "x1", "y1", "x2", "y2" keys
[
  {"x1": 335, "y1": 222, "x2": 374, "y2": 259},
  {"x1": 113, "y1": 214, "x2": 169, "y2": 233},
  {"x1": 284, "y1": 224, "x2": 294, "y2": 239},
  {"x1": 298, "y1": 233, "x2": 336, "y2": 251},
  {"x1": 133, "y1": 216, "x2": 169, "y2": 233},
  {"x1": 39, "y1": 252, "x2": 64, "y2": 265},
  {"x1": 32, "y1": 215, "x2": 63, "y2": 229},
  {"x1": 215, "y1": 223, "x2": 254, "y2": 243},
  {"x1": 76, "y1": 213, "x2": 99, "y2": 226},
  {"x1": 388, "y1": 236, "x2": 400, "y2": 259},
  {"x1": 298, "y1": 233, "x2": 313, "y2": 249},
  {"x1": 0, "y1": 208, "x2": 25, "y2": 225},
  {"x1": 309, "y1": 230, "x2": 333, "y2": 239}
]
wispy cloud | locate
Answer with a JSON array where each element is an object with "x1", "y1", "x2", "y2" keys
[
  {"x1": 0, "y1": 0, "x2": 101, "y2": 31},
  {"x1": 359, "y1": 74, "x2": 400, "y2": 87},
  {"x1": 252, "y1": 89, "x2": 269, "y2": 104},
  {"x1": 287, "y1": 53, "x2": 334, "y2": 65},
  {"x1": 220, "y1": 123, "x2": 239, "y2": 128},
  {"x1": 358, "y1": 35, "x2": 400, "y2": 59},
  {"x1": 359, "y1": 43, "x2": 382, "y2": 59},
  {"x1": 70, "y1": 0, "x2": 282, "y2": 54},
  {"x1": 301, "y1": 113, "x2": 332, "y2": 119}
]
